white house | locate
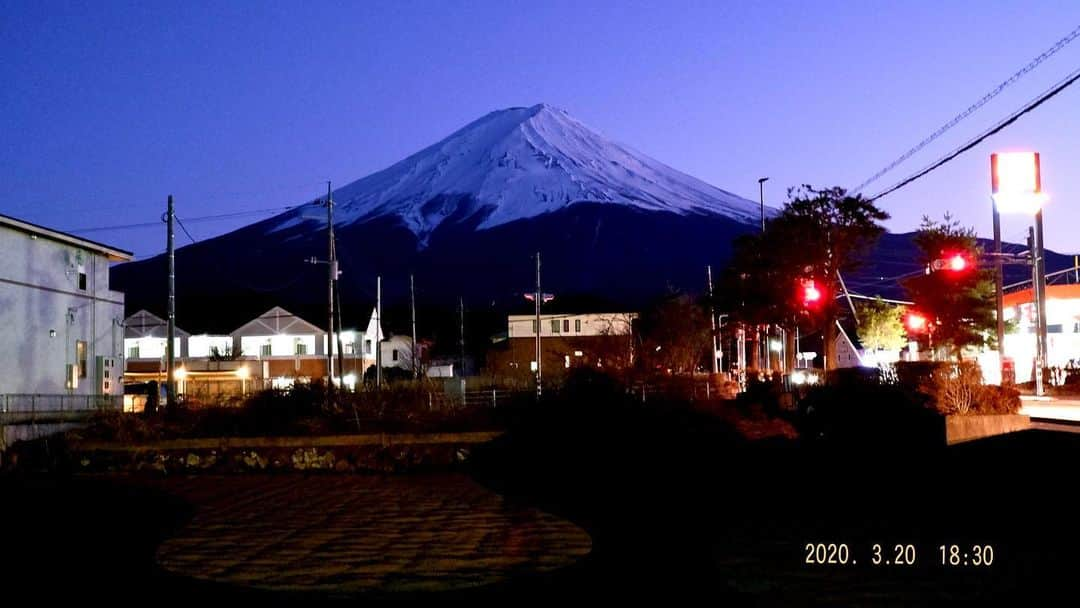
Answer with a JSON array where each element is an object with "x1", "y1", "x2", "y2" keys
[
  {"x1": 381, "y1": 334, "x2": 417, "y2": 372},
  {"x1": 121, "y1": 305, "x2": 395, "y2": 395},
  {"x1": 0, "y1": 213, "x2": 131, "y2": 397},
  {"x1": 507, "y1": 312, "x2": 636, "y2": 338},
  {"x1": 498, "y1": 312, "x2": 637, "y2": 376},
  {"x1": 187, "y1": 334, "x2": 234, "y2": 358},
  {"x1": 124, "y1": 309, "x2": 187, "y2": 361}
]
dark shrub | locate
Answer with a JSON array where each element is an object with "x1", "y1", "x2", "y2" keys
[
  {"x1": 561, "y1": 367, "x2": 625, "y2": 403},
  {"x1": 363, "y1": 366, "x2": 414, "y2": 384},
  {"x1": 894, "y1": 361, "x2": 952, "y2": 390},
  {"x1": 798, "y1": 383, "x2": 940, "y2": 449},
  {"x1": 826, "y1": 366, "x2": 882, "y2": 388}
]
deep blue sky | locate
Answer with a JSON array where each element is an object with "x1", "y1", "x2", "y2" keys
[{"x1": 3, "y1": 1, "x2": 1079, "y2": 258}]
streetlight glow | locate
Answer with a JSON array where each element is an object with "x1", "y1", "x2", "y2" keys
[{"x1": 991, "y1": 152, "x2": 1047, "y2": 214}]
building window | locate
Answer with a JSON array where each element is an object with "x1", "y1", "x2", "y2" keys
[
  {"x1": 76, "y1": 340, "x2": 87, "y2": 378},
  {"x1": 532, "y1": 320, "x2": 538, "y2": 334},
  {"x1": 1075, "y1": 322, "x2": 1080, "y2": 334},
  {"x1": 344, "y1": 342, "x2": 355, "y2": 355},
  {"x1": 127, "y1": 345, "x2": 140, "y2": 359},
  {"x1": 260, "y1": 343, "x2": 272, "y2": 357},
  {"x1": 575, "y1": 319, "x2": 581, "y2": 333},
  {"x1": 295, "y1": 341, "x2": 308, "y2": 355},
  {"x1": 1048, "y1": 324, "x2": 1063, "y2": 334},
  {"x1": 392, "y1": 349, "x2": 399, "y2": 361},
  {"x1": 551, "y1": 319, "x2": 560, "y2": 334},
  {"x1": 365, "y1": 339, "x2": 372, "y2": 354},
  {"x1": 78, "y1": 271, "x2": 87, "y2": 290}
]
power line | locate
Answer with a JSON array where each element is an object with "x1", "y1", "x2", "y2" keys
[
  {"x1": 853, "y1": 24, "x2": 1080, "y2": 194},
  {"x1": 175, "y1": 216, "x2": 197, "y2": 245},
  {"x1": 869, "y1": 65, "x2": 1080, "y2": 202},
  {"x1": 66, "y1": 204, "x2": 305, "y2": 234}
]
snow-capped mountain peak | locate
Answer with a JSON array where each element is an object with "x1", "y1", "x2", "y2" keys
[{"x1": 272, "y1": 103, "x2": 764, "y2": 240}]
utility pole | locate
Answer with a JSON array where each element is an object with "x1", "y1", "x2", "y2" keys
[
  {"x1": 758, "y1": 177, "x2": 769, "y2": 233},
  {"x1": 325, "y1": 182, "x2": 337, "y2": 403},
  {"x1": 459, "y1": 296, "x2": 466, "y2": 395},
  {"x1": 992, "y1": 198, "x2": 1006, "y2": 371},
  {"x1": 410, "y1": 274, "x2": 418, "y2": 379},
  {"x1": 535, "y1": 252, "x2": 542, "y2": 398},
  {"x1": 376, "y1": 275, "x2": 382, "y2": 388},
  {"x1": 706, "y1": 265, "x2": 719, "y2": 374},
  {"x1": 335, "y1": 282, "x2": 344, "y2": 389},
  {"x1": 165, "y1": 195, "x2": 177, "y2": 413},
  {"x1": 757, "y1": 177, "x2": 769, "y2": 372}
]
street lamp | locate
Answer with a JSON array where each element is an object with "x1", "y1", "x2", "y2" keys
[
  {"x1": 235, "y1": 365, "x2": 250, "y2": 396},
  {"x1": 991, "y1": 151, "x2": 1049, "y2": 395}
]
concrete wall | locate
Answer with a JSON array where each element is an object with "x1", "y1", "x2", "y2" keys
[{"x1": 0, "y1": 223, "x2": 125, "y2": 396}]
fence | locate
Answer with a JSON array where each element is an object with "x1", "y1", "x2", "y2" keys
[
  {"x1": 628, "y1": 380, "x2": 737, "y2": 403},
  {"x1": 421, "y1": 389, "x2": 526, "y2": 410},
  {"x1": 1, "y1": 394, "x2": 123, "y2": 422}
]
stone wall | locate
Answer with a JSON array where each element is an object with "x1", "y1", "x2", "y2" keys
[
  {"x1": 60, "y1": 432, "x2": 503, "y2": 475},
  {"x1": 944, "y1": 414, "x2": 1031, "y2": 445}
]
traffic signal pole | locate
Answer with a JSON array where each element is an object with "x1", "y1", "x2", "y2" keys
[
  {"x1": 1034, "y1": 213, "x2": 1050, "y2": 396},
  {"x1": 992, "y1": 200, "x2": 1006, "y2": 373}
]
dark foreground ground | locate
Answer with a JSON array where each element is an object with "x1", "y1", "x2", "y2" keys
[{"x1": 2, "y1": 402, "x2": 1078, "y2": 606}]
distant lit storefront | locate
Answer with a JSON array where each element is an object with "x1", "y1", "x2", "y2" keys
[{"x1": 1003, "y1": 284, "x2": 1080, "y2": 383}]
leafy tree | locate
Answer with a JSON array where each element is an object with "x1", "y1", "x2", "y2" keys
[
  {"x1": 720, "y1": 185, "x2": 889, "y2": 369},
  {"x1": 638, "y1": 293, "x2": 712, "y2": 374},
  {"x1": 902, "y1": 214, "x2": 996, "y2": 359},
  {"x1": 855, "y1": 297, "x2": 907, "y2": 352}
]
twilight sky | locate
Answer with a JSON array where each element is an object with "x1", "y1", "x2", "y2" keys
[{"x1": 3, "y1": 1, "x2": 1079, "y2": 258}]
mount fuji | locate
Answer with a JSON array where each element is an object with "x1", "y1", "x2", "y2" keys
[
  {"x1": 269, "y1": 103, "x2": 762, "y2": 243},
  {"x1": 111, "y1": 104, "x2": 772, "y2": 333}
]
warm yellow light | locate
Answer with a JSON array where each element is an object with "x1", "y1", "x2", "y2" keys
[
  {"x1": 991, "y1": 152, "x2": 1046, "y2": 214},
  {"x1": 174, "y1": 367, "x2": 187, "y2": 380},
  {"x1": 235, "y1": 366, "x2": 250, "y2": 379}
]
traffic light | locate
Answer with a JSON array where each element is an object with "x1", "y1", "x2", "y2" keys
[
  {"x1": 800, "y1": 279, "x2": 822, "y2": 307},
  {"x1": 930, "y1": 251, "x2": 973, "y2": 273},
  {"x1": 905, "y1": 311, "x2": 928, "y2": 333}
]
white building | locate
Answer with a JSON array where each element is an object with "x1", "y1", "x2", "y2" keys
[
  {"x1": 124, "y1": 309, "x2": 187, "y2": 361},
  {"x1": 123, "y1": 305, "x2": 393, "y2": 395},
  {"x1": 0, "y1": 213, "x2": 131, "y2": 397},
  {"x1": 1003, "y1": 284, "x2": 1080, "y2": 383},
  {"x1": 497, "y1": 312, "x2": 637, "y2": 376},
  {"x1": 507, "y1": 312, "x2": 636, "y2": 338},
  {"x1": 382, "y1": 334, "x2": 417, "y2": 372}
]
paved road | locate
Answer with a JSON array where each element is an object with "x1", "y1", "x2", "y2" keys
[
  {"x1": 151, "y1": 474, "x2": 591, "y2": 594},
  {"x1": 7, "y1": 412, "x2": 1080, "y2": 604},
  {"x1": 1021, "y1": 395, "x2": 1080, "y2": 424}
]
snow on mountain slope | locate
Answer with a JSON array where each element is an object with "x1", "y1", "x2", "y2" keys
[{"x1": 270, "y1": 103, "x2": 764, "y2": 240}]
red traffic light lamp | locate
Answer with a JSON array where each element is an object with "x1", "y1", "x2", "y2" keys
[
  {"x1": 905, "y1": 311, "x2": 928, "y2": 333},
  {"x1": 800, "y1": 279, "x2": 822, "y2": 306},
  {"x1": 930, "y1": 252, "x2": 972, "y2": 273}
]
